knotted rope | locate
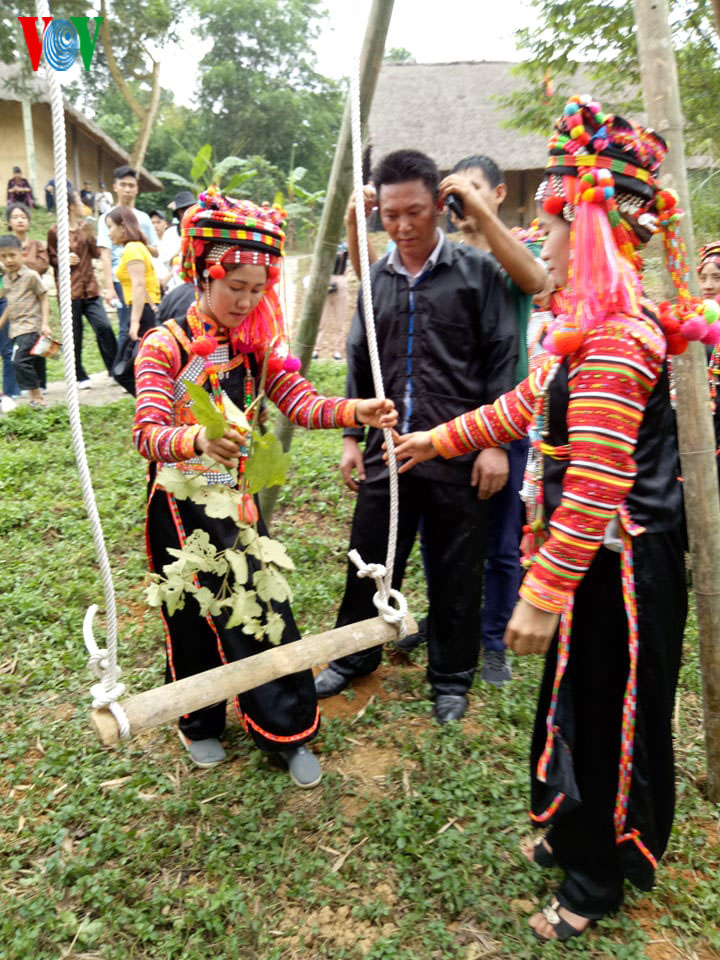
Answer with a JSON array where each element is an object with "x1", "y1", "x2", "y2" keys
[
  {"x1": 37, "y1": 0, "x2": 128, "y2": 735},
  {"x1": 349, "y1": 44, "x2": 407, "y2": 639}
]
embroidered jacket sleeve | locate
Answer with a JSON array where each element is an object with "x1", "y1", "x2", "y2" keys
[
  {"x1": 263, "y1": 347, "x2": 359, "y2": 429},
  {"x1": 430, "y1": 358, "x2": 551, "y2": 457},
  {"x1": 431, "y1": 319, "x2": 665, "y2": 613},
  {"x1": 132, "y1": 326, "x2": 201, "y2": 462}
]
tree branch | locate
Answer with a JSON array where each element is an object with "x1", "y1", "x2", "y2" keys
[
  {"x1": 99, "y1": 0, "x2": 145, "y2": 121},
  {"x1": 131, "y1": 58, "x2": 161, "y2": 170}
]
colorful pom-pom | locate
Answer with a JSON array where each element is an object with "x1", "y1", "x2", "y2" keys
[
  {"x1": 209, "y1": 263, "x2": 226, "y2": 279},
  {"x1": 564, "y1": 103, "x2": 579, "y2": 116},
  {"x1": 665, "y1": 334, "x2": 689, "y2": 355},
  {"x1": 543, "y1": 195, "x2": 565, "y2": 216},
  {"x1": 190, "y1": 335, "x2": 218, "y2": 357},
  {"x1": 543, "y1": 318, "x2": 585, "y2": 356},
  {"x1": 704, "y1": 299, "x2": 720, "y2": 325},
  {"x1": 701, "y1": 321, "x2": 720, "y2": 346},
  {"x1": 680, "y1": 317, "x2": 706, "y2": 341},
  {"x1": 283, "y1": 355, "x2": 302, "y2": 372}
]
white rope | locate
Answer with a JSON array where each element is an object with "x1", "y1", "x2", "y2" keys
[
  {"x1": 37, "y1": 0, "x2": 128, "y2": 736},
  {"x1": 349, "y1": 38, "x2": 407, "y2": 638},
  {"x1": 84, "y1": 606, "x2": 130, "y2": 738}
]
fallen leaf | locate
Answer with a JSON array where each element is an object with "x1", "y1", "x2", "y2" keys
[
  {"x1": 331, "y1": 836, "x2": 368, "y2": 873},
  {"x1": 351, "y1": 695, "x2": 376, "y2": 724},
  {"x1": 99, "y1": 776, "x2": 132, "y2": 791},
  {"x1": 200, "y1": 792, "x2": 228, "y2": 805}
]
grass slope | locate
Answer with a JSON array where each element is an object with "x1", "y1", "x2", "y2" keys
[{"x1": 1, "y1": 363, "x2": 718, "y2": 960}]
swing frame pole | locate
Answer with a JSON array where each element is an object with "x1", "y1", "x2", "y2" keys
[
  {"x1": 91, "y1": 614, "x2": 417, "y2": 746},
  {"x1": 260, "y1": 0, "x2": 395, "y2": 523},
  {"x1": 634, "y1": 0, "x2": 720, "y2": 801}
]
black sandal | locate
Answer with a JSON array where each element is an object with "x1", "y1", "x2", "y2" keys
[
  {"x1": 523, "y1": 836, "x2": 556, "y2": 867},
  {"x1": 532, "y1": 899, "x2": 595, "y2": 943}
]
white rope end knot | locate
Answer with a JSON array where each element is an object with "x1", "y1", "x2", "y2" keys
[
  {"x1": 348, "y1": 550, "x2": 408, "y2": 637},
  {"x1": 84, "y1": 604, "x2": 130, "y2": 738},
  {"x1": 348, "y1": 549, "x2": 386, "y2": 581},
  {"x1": 90, "y1": 683, "x2": 131, "y2": 740}
]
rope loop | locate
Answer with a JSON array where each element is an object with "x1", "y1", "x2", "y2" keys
[
  {"x1": 348, "y1": 550, "x2": 408, "y2": 638},
  {"x1": 83, "y1": 605, "x2": 130, "y2": 738}
]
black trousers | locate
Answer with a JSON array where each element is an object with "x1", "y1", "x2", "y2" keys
[
  {"x1": 330, "y1": 471, "x2": 488, "y2": 696},
  {"x1": 72, "y1": 296, "x2": 117, "y2": 381},
  {"x1": 112, "y1": 304, "x2": 157, "y2": 396},
  {"x1": 146, "y1": 484, "x2": 319, "y2": 752},
  {"x1": 530, "y1": 529, "x2": 686, "y2": 918},
  {"x1": 12, "y1": 332, "x2": 44, "y2": 391}
]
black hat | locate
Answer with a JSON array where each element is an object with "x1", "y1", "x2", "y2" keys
[{"x1": 168, "y1": 190, "x2": 196, "y2": 211}]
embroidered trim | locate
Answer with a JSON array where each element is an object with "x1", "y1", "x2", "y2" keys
[
  {"x1": 616, "y1": 829, "x2": 658, "y2": 868},
  {"x1": 530, "y1": 791, "x2": 566, "y2": 823},
  {"x1": 614, "y1": 526, "x2": 640, "y2": 838},
  {"x1": 537, "y1": 599, "x2": 574, "y2": 782},
  {"x1": 242, "y1": 705, "x2": 321, "y2": 744}
]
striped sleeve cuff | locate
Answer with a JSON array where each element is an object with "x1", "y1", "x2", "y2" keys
[{"x1": 519, "y1": 572, "x2": 571, "y2": 614}]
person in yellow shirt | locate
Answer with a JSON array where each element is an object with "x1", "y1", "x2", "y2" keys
[{"x1": 106, "y1": 206, "x2": 161, "y2": 394}]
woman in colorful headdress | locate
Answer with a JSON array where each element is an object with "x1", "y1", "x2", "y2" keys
[
  {"x1": 132, "y1": 188, "x2": 396, "y2": 788},
  {"x1": 393, "y1": 96, "x2": 690, "y2": 941}
]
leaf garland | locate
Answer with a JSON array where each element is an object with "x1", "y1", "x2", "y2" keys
[{"x1": 145, "y1": 382, "x2": 297, "y2": 646}]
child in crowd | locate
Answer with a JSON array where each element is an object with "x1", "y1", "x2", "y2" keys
[{"x1": 0, "y1": 235, "x2": 51, "y2": 407}]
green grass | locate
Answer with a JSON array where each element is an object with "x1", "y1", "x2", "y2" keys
[{"x1": 1, "y1": 364, "x2": 719, "y2": 960}]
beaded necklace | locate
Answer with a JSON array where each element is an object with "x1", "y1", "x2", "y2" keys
[{"x1": 186, "y1": 302, "x2": 255, "y2": 474}]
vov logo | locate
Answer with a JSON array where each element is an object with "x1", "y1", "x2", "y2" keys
[{"x1": 18, "y1": 16, "x2": 103, "y2": 72}]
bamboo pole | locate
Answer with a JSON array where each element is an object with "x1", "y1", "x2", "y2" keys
[
  {"x1": 260, "y1": 0, "x2": 394, "y2": 522},
  {"x1": 91, "y1": 614, "x2": 416, "y2": 746},
  {"x1": 634, "y1": 0, "x2": 720, "y2": 801}
]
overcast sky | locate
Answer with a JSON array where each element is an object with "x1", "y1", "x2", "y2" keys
[{"x1": 155, "y1": 0, "x2": 533, "y2": 108}]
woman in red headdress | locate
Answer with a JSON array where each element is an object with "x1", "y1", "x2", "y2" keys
[
  {"x1": 132, "y1": 189, "x2": 396, "y2": 788},
  {"x1": 393, "y1": 97, "x2": 696, "y2": 940}
]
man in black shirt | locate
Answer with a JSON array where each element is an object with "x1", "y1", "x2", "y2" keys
[{"x1": 314, "y1": 150, "x2": 517, "y2": 723}]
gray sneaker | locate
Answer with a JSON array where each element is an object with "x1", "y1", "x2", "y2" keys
[
  {"x1": 178, "y1": 730, "x2": 226, "y2": 768},
  {"x1": 482, "y1": 649, "x2": 512, "y2": 688},
  {"x1": 280, "y1": 745, "x2": 322, "y2": 788}
]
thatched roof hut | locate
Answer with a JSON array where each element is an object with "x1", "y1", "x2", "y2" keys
[
  {"x1": 367, "y1": 61, "x2": 549, "y2": 226},
  {"x1": 0, "y1": 64, "x2": 162, "y2": 201}
]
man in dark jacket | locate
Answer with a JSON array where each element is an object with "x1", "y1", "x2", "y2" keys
[{"x1": 314, "y1": 149, "x2": 517, "y2": 723}]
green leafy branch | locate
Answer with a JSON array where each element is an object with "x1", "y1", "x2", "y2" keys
[{"x1": 145, "y1": 378, "x2": 293, "y2": 645}]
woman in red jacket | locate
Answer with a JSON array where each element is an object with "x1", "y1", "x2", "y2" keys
[{"x1": 394, "y1": 97, "x2": 692, "y2": 942}]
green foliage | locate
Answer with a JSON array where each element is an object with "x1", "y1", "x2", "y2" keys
[
  {"x1": 384, "y1": 47, "x2": 415, "y2": 63},
  {"x1": 244, "y1": 431, "x2": 290, "y2": 494},
  {"x1": 504, "y1": 0, "x2": 720, "y2": 154},
  {"x1": 148, "y1": 380, "x2": 292, "y2": 643},
  {"x1": 189, "y1": 0, "x2": 343, "y2": 194}
]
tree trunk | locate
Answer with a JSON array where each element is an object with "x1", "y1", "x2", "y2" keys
[
  {"x1": 130, "y1": 59, "x2": 161, "y2": 171},
  {"x1": 260, "y1": 0, "x2": 395, "y2": 522},
  {"x1": 634, "y1": 0, "x2": 720, "y2": 802},
  {"x1": 711, "y1": 0, "x2": 720, "y2": 39},
  {"x1": 99, "y1": 0, "x2": 161, "y2": 172}
]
